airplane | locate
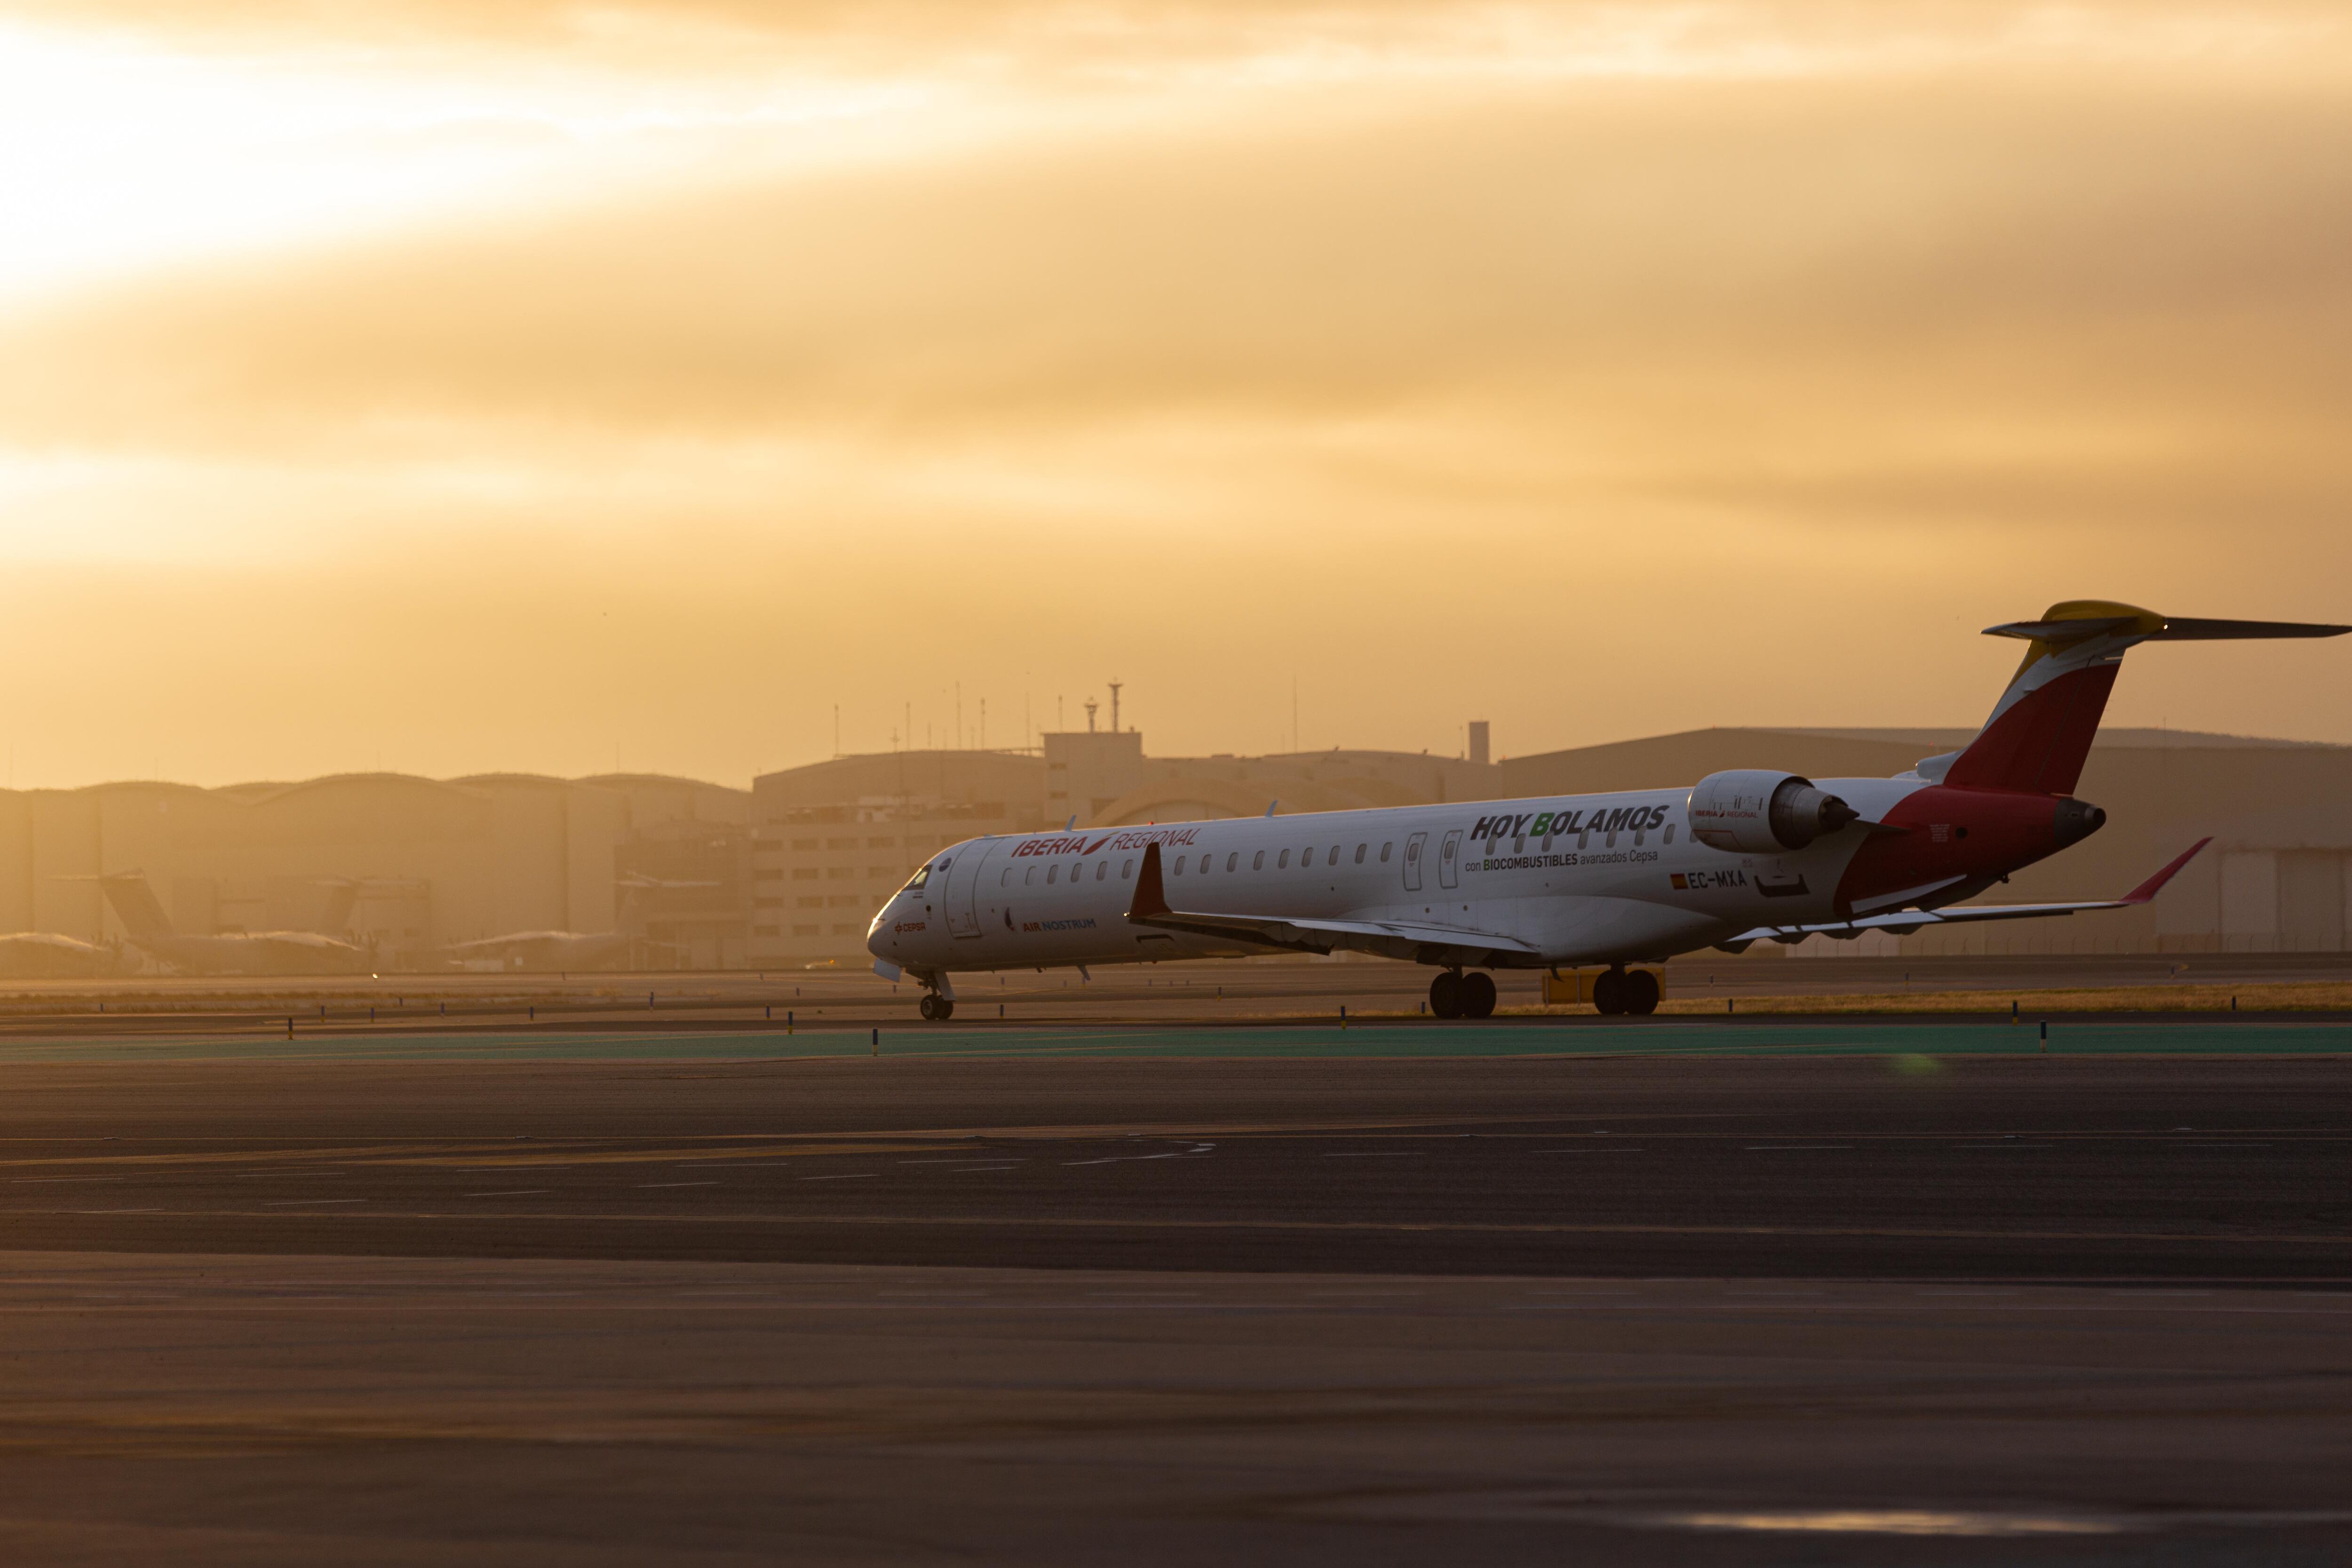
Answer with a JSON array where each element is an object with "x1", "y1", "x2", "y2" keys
[
  {"x1": 439, "y1": 876, "x2": 706, "y2": 972},
  {"x1": 869, "y1": 601, "x2": 2347, "y2": 1019},
  {"x1": 0, "y1": 932, "x2": 125, "y2": 979},
  {"x1": 97, "y1": 872, "x2": 370, "y2": 976}
]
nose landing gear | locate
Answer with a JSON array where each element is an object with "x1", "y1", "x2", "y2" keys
[
  {"x1": 917, "y1": 993, "x2": 955, "y2": 1021},
  {"x1": 1427, "y1": 969, "x2": 1497, "y2": 1020}
]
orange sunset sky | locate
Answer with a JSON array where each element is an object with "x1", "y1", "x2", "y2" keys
[{"x1": 2, "y1": 0, "x2": 2348, "y2": 787}]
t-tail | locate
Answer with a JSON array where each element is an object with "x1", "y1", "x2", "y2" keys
[
  {"x1": 1923, "y1": 600, "x2": 2349, "y2": 794},
  {"x1": 96, "y1": 872, "x2": 177, "y2": 943}
]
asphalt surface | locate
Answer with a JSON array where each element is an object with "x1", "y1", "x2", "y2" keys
[
  {"x1": 1, "y1": 1054, "x2": 2344, "y2": 1281},
  {"x1": 0, "y1": 1041, "x2": 2345, "y2": 1562}
]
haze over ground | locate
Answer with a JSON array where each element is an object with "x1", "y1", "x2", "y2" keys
[{"x1": 2, "y1": 0, "x2": 2348, "y2": 788}]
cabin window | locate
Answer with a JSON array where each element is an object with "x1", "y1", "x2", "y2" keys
[
  {"x1": 1542, "y1": 833, "x2": 1553, "y2": 852},
  {"x1": 1229, "y1": 852, "x2": 1240, "y2": 872},
  {"x1": 1279, "y1": 849, "x2": 1291, "y2": 869},
  {"x1": 1578, "y1": 828, "x2": 1590, "y2": 849},
  {"x1": 1605, "y1": 830, "x2": 1617, "y2": 848},
  {"x1": 1121, "y1": 859, "x2": 1134, "y2": 879},
  {"x1": 1173, "y1": 855, "x2": 1187, "y2": 875},
  {"x1": 1252, "y1": 851, "x2": 1265, "y2": 870},
  {"x1": 1024, "y1": 867, "x2": 1036, "y2": 885},
  {"x1": 1380, "y1": 842, "x2": 1392, "y2": 862},
  {"x1": 1048, "y1": 864, "x2": 1060, "y2": 884},
  {"x1": 1329, "y1": 844, "x2": 1341, "y2": 865},
  {"x1": 1663, "y1": 823, "x2": 1676, "y2": 844},
  {"x1": 1354, "y1": 844, "x2": 1367, "y2": 864},
  {"x1": 1514, "y1": 835, "x2": 1524, "y2": 853},
  {"x1": 1000, "y1": 870, "x2": 1009, "y2": 886},
  {"x1": 1633, "y1": 828, "x2": 1645, "y2": 846},
  {"x1": 1096, "y1": 861, "x2": 1108, "y2": 881}
]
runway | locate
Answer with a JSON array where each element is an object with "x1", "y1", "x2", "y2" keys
[{"x1": 0, "y1": 1036, "x2": 2344, "y2": 1560}]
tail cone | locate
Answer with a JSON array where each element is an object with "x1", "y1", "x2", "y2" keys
[{"x1": 2053, "y1": 797, "x2": 2107, "y2": 850}]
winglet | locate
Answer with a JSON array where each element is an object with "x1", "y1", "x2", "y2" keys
[
  {"x1": 1128, "y1": 842, "x2": 1172, "y2": 923},
  {"x1": 2121, "y1": 838, "x2": 2212, "y2": 905},
  {"x1": 1263, "y1": 799, "x2": 1279, "y2": 818}
]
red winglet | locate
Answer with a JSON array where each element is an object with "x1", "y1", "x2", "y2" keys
[
  {"x1": 2121, "y1": 838, "x2": 2212, "y2": 905},
  {"x1": 1127, "y1": 842, "x2": 1172, "y2": 922}
]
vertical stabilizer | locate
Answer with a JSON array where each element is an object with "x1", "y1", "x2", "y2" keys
[
  {"x1": 316, "y1": 880, "x2": 360, "y2": 938},
  {"x1": 97, "y1": 872, "x2": 176, "y2": 943},
  {"x1": 1944, "y1": 601, "x2": 2349, "y2": 794}
]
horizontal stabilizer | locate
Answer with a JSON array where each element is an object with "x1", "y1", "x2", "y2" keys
[
  {"x1": 1727, "y1": 838, "x2": 2209, "y2": 948},
  {"x1": 2147, "y1": 617, "x2": 2352, "y2": 641}
]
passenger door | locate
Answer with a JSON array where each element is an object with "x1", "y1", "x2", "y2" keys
[
  {"x1": 942, "y1": 843, "x2": 996, "y2": 939},
  {"x1": 1402, "y1": 831, "x2": 1427, "y2": 893},
  {"x1": 1439, "y1": 828, "x2": 1462, "y2": 890}
]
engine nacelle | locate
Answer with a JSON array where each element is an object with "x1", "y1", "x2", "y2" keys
[{"x1": 1687, "y1": 770, "x2": 1860, "y2": 854}]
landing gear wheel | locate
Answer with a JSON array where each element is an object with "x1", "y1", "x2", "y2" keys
[
  {"x1": 1622, "y1": 969, "x2": 1660, "y2": 1016},
  {"x1": 1428, "y1": 971, "x2": 1464, "y2": 1019},
  {"x1": 1592, "y1": 970, "x2": 1626, "y2": 1016},
  {"x1": 919, "y1": 994, "x2": 954, "y2": 1021},
  {"x1": 1461, "y1": 971, "x2": 1497, "y2": 1019}
]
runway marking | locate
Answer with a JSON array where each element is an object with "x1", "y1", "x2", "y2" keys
[
  {"x1": 37, "y1": 1206, "x2": 2352, "y2": 1249},
  {"x1": 465, "y1": 1190, "x2": 551, "y2": 1198},
  {"x1": 1322, "y1": 1152, "x2": 1423, "y2": 1158},
  {"x1": 799, "y1": 1174, "x2": 878, "y2": 1182}
]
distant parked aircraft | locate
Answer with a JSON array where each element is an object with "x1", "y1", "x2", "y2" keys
[
  {"x1": 439, "y1": 876, "x2": 707, "y2": 972},
  {"x1": 97, "y1": 872, "x2": 369, "y2": 976},
  {"x1": 0, "y1": 932, "x2": 124, "y2": 979}
]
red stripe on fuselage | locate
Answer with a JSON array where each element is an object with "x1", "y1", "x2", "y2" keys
[{"x1": 1833, "y1": 786, "x2": 2064, "y2": 915}]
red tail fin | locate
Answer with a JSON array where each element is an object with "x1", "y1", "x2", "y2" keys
[{"x1": 1942, "y1": 601, "x2": 2348, "y2": 794}]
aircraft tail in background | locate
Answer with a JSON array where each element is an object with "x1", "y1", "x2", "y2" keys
[
  {"x1": 96, "y1": 872, "x2": 176, "y2": 943},
  {"x1": 1929, "y1": 601, "x2": 2349, "y2": 796},
  {"x1": 317, "y1": 879, "x2": 361, "y2": 938}
]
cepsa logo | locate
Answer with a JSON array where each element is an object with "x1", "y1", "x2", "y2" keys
[
  {"x1": 1011, "y1": 827, "x2": 1200, "y2": 858},
  {"x1": 893, "y1": 920, "x2": 927, "y2": 934},
  {"x1": 1470, "y1": 804, "x2": 1669, "y2": 839}
]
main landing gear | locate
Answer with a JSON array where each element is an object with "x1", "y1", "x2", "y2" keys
[
  {"x1": 1590, "y1": 965, "x2": 1661, "y2": 1017},
  {"x1": 917, "y1": 992, "x2": 955, "y2": 1021},
  {"x1": 1428, "y1": 969, "x2": 1496, "y2": 1020}
]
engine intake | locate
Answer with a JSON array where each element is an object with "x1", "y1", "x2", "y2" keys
[{"x1": 1688, "y1": 770, "x2": 1860, "y2": 854}]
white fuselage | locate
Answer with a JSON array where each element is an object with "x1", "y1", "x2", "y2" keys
[{"x1": 869, "y1": 778, "x2": 1926, "y2": 977}]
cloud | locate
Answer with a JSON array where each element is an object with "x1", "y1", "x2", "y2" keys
[{"x1": 1, "y1": 0, "x2": 2349, "y2": 783}]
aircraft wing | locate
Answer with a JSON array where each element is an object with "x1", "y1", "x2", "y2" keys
[
  {"x1": 1125, "y1": 844, "x2": 1541, "y2": 959},
  {"x1": 1727, "y1": 838, "x2": 2211, "y2": 948}
]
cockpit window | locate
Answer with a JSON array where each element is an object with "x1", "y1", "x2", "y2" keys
[{"x1": 900, "y1": 864, "x2": 933, "y2": 893}]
